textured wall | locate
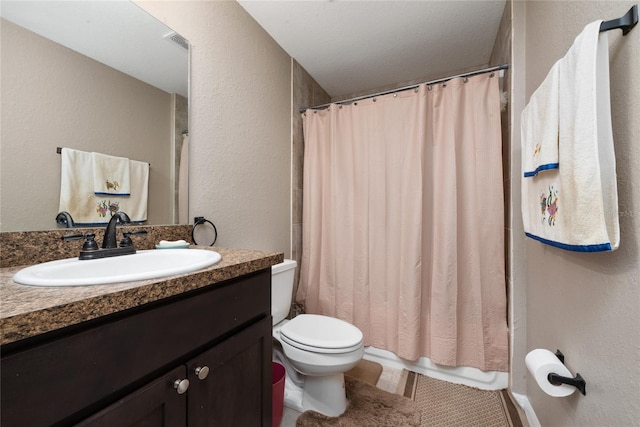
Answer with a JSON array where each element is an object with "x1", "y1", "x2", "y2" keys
[
  {"x1": 136, "y1": 1, "x2": 292, "y2": 256},
  {"x1": 0, "y1": 18, "x2": 173, "y2": 231},
  {"x1": 515, "y1": 1, "x2": 640, "y2": 425}
]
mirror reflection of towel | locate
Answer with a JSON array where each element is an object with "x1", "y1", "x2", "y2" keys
[
  {"x1": 178, "y1": 135, "x2": 189, "y2": 224},
  {"x1": 128, "y1": 160, "x2": 149, "y2": 223},
  {"x1": 59, "y1": 148, "x2": 148, "y2": 225},
  {"x1": 92, "y1": 152, "x2": 131, "y2": 196}
]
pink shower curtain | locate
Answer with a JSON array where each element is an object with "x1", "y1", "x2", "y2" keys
[{"x1": 297, "y1": 73, "x2": 508, "y2": 372}]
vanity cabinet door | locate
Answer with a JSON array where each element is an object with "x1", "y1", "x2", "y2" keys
[
  {"x1": 187, "y1": 316, "x2": 273, "y2": 427},
  {"x1": 76, "y1": 365, "x2": 188, "y2": 427}
]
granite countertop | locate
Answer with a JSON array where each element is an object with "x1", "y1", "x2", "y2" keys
[{"x1": 0, "y1": 246, "x2": 283, "y2": 345}]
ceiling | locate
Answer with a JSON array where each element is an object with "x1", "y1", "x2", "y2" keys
[
  {"x1": 1, "y1": 1, "x2": 507, "y2": 100},
  {"x1": 238, "y1": 0, "x2": 507, "y2": 97},
  {"x1": 0, "y1": 1, "x2": 189, "y2": 97}
]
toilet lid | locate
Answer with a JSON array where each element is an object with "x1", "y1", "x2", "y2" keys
[{"x1": 279, "y1": 314, "x2": 363, "y2": 353}]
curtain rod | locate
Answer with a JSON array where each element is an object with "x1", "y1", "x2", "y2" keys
[{"x1": 299, "y1": 63, "x2": 509, "y2": 113}]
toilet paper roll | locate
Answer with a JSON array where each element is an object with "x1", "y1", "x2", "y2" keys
[{"x1": 525, "y1": 349, "x2": 576, "y2": 397}]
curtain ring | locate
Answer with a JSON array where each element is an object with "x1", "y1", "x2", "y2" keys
[
  {"x1": 393, "y1": 93, "x2": 398, "y2": 98},
  {"x1": 373, "y1": 97, "x2": 377, "y2": 102},
  {"x1": 490, "y1": 72, "x2": 495, "y2": 78},
  {"x1": 414, "y1": 87, "x2": 419, "y2": 93},
  {"x1": 463, "y1": 77, "x2": 469, "y2": 83},
  {"x1": 339, "y1": 105, "x2": 343, "y2": 109},
  {"x1": 427, "y1": 85, "x2": 433, "y2": 91},
  {"x1": 354, "y1": 102, "x2": 358, "y2": 106},
  {"x1": 443, "y1": 82, "x2": 447, "y2": 88},
  {"x1": 192, "y1": 216, "x2": 218, "y2": 246}
]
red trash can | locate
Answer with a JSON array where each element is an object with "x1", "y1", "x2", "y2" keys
[{"x1": 272, "y1": 362, "x2": 286, "y2": 427}]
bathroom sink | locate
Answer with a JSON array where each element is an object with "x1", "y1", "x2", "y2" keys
[{"x1": 12, "y1": 249, "x2": 222, "y2": 287}]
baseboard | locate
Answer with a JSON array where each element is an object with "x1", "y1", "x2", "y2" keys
[{"x1": 511, "y1": 393, "x2": 541, "y2": 427}]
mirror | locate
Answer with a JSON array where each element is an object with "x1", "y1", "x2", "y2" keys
[{"x1": 0, "y1": 1, "x2": 189, "y2": 232}]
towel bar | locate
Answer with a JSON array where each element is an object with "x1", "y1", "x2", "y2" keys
[
  {"x1": 56, "y1": 147, "x2": 150, "y2": 167},
  {"x1": 600, "y1": 4, "x2": 638, "y2": 35}
]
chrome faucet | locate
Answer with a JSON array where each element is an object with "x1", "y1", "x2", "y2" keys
[{"x1": 102, "y1": 211, "x2": 131, "y2": 249}]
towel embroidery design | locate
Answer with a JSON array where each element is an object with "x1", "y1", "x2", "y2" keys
[
  {"x1": 105, "y1": 180, "x2": 121, "y2": 192},
  {"x1": 97, "y1": 200, "x2": 120, "y2": 218},
  {"x1": 533, "y1": 143, "x2": 541, "y2": 157},
  {"x1": 540, "y1": 185, "x2": 559, "y2": 226}
]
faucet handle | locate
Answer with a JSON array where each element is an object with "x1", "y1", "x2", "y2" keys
[
  {"x1": 62, "y1": 233, "x2": 85, "y2": 241},
  {"x1": 120, "y1": 230, "x2": 148, "y2": 247},
  {"x1": 63, "y1": 233, "x2": 99, "y2": 252},
  {"x1": 81, "y1": 234, "x2": 99, "y2": 251}
]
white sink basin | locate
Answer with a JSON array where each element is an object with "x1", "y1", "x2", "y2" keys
[{"x1": 12, "y1": 249, "x2": 222, "y2": 287}]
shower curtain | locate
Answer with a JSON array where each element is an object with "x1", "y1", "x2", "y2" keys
[{"x1": 297, "y1": 73, "x2": 508, "y2": 372}]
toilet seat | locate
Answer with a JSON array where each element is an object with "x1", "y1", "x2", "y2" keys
[{"x1": 279, "y1": 314, "x2": 363, "y2": 354}]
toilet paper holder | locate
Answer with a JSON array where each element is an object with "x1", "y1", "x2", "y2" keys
[{"x1": 549, "y1": 350, "x2": 587, "y2": 395}]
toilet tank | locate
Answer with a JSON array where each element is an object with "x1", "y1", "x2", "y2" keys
[{"x1": 271, "y1": 259, "x2": 297, "y2": 325}]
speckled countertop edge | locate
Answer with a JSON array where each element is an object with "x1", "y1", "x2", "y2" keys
[{"x1": 0, "y1": 246, "x2": 283, "y2": 345}]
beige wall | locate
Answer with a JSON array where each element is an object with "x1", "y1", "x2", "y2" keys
[
  {"x1": 135, "y1": 1, "x2": 292, "y2": 256},
  {"x1": 0, "y1": 18, "x2": 173, "y2": 231},
  {"x1": 514, "y1": 1, "x2": 640, "y2": 425}
]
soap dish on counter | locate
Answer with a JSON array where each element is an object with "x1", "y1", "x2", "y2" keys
[{"x1": 155, "y1": 240, "x2": 190, "y2": 249}]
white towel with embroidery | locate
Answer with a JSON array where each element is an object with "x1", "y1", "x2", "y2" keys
[
  {"x1": 522, "y1": 62, "x2": 560, "y2": 177},
  {"x1": 522, "y1": 20, "x2": 619, "y2": 252},
  {"x1": 59, "y1": 148, "x2": 96, "y2": 224},
  {"x1": 92, "y1": 152, "x2": 131, "y2": 196},
  {"x1": 60, "y1": 148, "x2": 148, "y2": 225}
]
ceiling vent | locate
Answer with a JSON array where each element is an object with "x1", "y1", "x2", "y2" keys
[{"x1": 164, "y1": 31, "x2": 189, "y2": 51}]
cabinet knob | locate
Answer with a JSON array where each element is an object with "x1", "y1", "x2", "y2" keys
[
  {"x1": 195, "y1": 366, "x2": 210, "y2": 380},
  {"x1": 173, "y1": 378, "x2": 190, "y2": 394}
]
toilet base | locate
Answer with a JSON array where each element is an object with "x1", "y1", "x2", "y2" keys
[
  {"x1": 302, "y1": 373, "x2": 348, "y2": 417},
  {"x1": 282, "y1": 372, "x2": 348, "y2": 417}
]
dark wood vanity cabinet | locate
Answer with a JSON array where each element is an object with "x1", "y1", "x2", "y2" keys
[{"x1": 1, "y1": 269, "x2": 273, "y2": 427}]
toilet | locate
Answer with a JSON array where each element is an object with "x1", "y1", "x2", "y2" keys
[{"x1": 271, "y1": 260, "x2": 364, "y2": 417}]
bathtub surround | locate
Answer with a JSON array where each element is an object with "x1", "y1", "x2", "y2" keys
[
  {"x1": 298, "y1": 73, "x2": 508, "y2": 372},
  {"x1": 291, "y1": 60, "x2": 331, "y2": 297}
]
